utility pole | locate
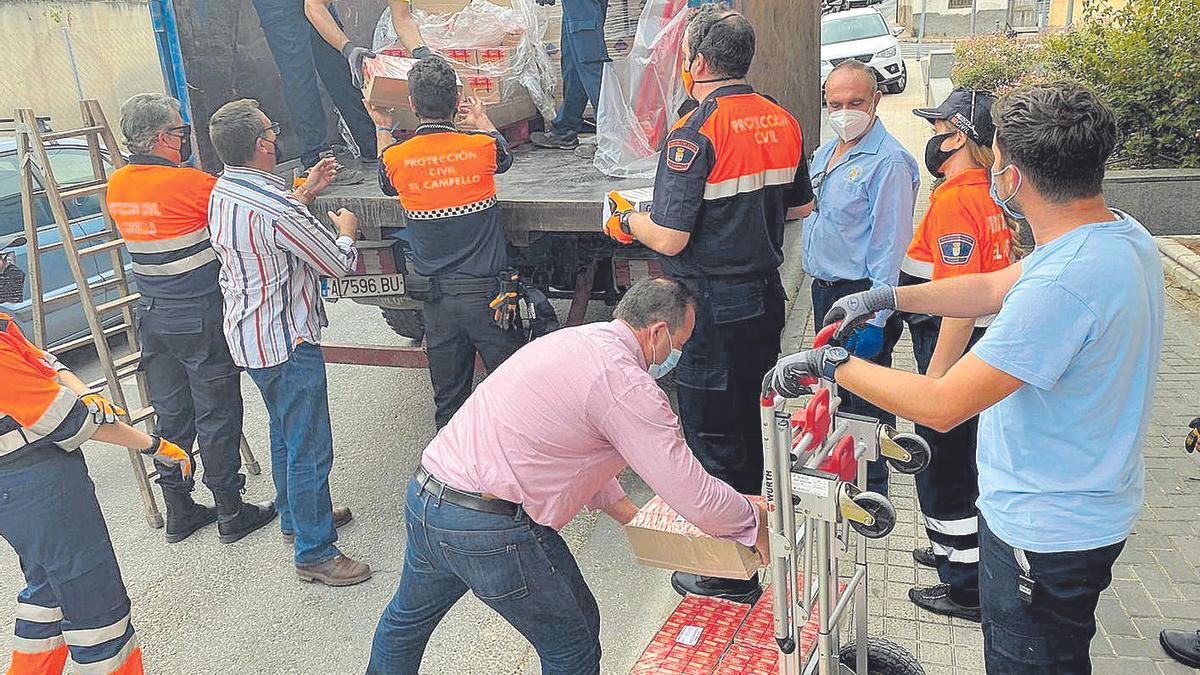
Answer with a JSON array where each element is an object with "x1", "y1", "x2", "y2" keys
[
  {"x1": 970, "y1": 0, "x2": 978, "y2": 35},
  {"x1": 1066, "y1": 0, "x2": 1076, "y2": 26},
  {"x1": 918, "y1": 0, "x2": 929, "y2": 49}
]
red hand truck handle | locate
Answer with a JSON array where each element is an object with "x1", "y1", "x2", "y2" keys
[
  {"x1": 813, "y1": 321, "x2": 841, "y2": 349},
  {"x1": 819, "y1": 434, "x2": 857, "y2": 482},
  {"x1": 790, "y1": 387, "x2": 832, "y2": 452}
]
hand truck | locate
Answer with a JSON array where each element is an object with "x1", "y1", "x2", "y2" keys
[{"x1": 759, "y1": 322, "x2": 931, "y2": 674}]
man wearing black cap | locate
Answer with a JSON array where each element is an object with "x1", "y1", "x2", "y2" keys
[{"x1": 899, "y1": 89, "x2": 1011, "y2": 622}]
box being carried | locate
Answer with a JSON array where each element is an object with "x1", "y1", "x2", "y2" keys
[
  {"x1": 601, "y1": 186, "x2": 653, "y2": 227},
  {"x1": 363, "y1": 54, "x2": 466, "y2": 109},
  {"x1": 624, "y1": 494, "x2": 763, "y2": 581}
]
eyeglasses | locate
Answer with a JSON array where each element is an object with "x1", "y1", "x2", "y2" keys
[
  {"x1": 166, "y1": 124, "x2": 191, "y2": 138},
  {"x1": 259, "y1": 122, "x2": 282, "y2": 139},
  {"x1": 810, "y1": 170, "x2": 827, "y2": 215}
]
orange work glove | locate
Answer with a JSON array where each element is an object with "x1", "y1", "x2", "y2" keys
[
  {"x1": 81, "y1": 393, "x2": 126, "y2": 425},
  {"x1": 603, "y1": 191, "x2": 635, "y2": 245},
  {"x1": 142, "y1": 436, "x2": 193, "y2": 478}
]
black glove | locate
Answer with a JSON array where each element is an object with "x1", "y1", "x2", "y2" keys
[
  {"x1": 411, "y1": 46, "x2": 434, "y2": 60},
  {"x1": 823, "y1": 286, "x2": 896, "y2": 343},
  {"x1": 772, "y1": 346, "x2": 848, "y2": 398},
  {"x1": 341, "y1": 42, "x2": 377, "y2": 89},
  {"x1": 536, "y1": 0, "x2": 557, "y2": 5}
]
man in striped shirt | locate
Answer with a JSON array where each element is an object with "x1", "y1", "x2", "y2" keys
[
  {"x1": 207, "y1": 98, "x2": 370, "y2": 587},
  {"x1": 108, "y1": 93, "x2": 277, "y2": 546}
]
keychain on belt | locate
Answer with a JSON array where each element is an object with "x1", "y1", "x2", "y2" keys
[{"x1": 1015, "y1": 548, "x2": 1036, "y2": 605}]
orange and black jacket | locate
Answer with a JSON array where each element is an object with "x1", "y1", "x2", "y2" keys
[
  {"x1": 0, "y1": 313, "x2": 95, "y2": 460},
  {"x1": 378, "y1": 124, "x2": 514, "y2": 278},
  {"x1": 650, "y1": 84, "x2": 813, "y2": 279},
  {"x1": 105, "y1": 155, "x2": 219, "y2": 299}
]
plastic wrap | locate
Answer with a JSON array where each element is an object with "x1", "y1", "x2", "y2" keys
[
  {"x1": 373, "y1": 0, "x2": 559, "y2": 122},
  {"x1": 593, "y1": 0, "x2": 691, "y2": 178}
]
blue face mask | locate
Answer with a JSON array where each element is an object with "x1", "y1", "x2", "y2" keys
[
  {"x1": 648, "y1": 328, "x2": 682, "y2": 379},
  {"x1": 989, "y1": 164, "x2": 1026, "y2": 221}
]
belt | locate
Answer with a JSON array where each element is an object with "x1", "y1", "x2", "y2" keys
[
  {"x1": 414, "y1": 465, "x2": 520, "y2": 517},
  {"x1": 434, "y1": 276, "x2": 498, "y2": 296},
  {"x1": 813, "y1": 277, "x2": 864, "y2": 289}
]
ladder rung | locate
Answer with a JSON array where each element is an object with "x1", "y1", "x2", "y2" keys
[
  {"x1": 95, "y1": 292, "x2": 140, "y2": 315},
  {"x1": 112, "y1": 351, "x2": 142, "y2": 371},
  {"x1": 36, "y1": 228, "x2": 115, "y2": 256},
  {"x1": 49, "y1": 321, "x2": 132, "y2": 355},
  {"x1": 127, "y1": 407, "x2": 155, "y2": 425},
  {"x1": 77, "y1": 238, "x2": 125, "y2": 258},
  {"x1": 58, "y1": 181, "x2": 108, "y2": 201},
  {"x1": 40, "y1": 276, "x2": 126, "y2": 310},
  {"x1": 86, "y1": 363, "x2": 139, "y2": 391},
  {"x1": 41, "y1": 126, "x2": 105, "y2": 142}
]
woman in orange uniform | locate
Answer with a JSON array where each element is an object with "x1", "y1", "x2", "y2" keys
[
  {"x1": 899, "y1": 90, "x2": 1012, "y2": 623},
  {"x1": 0, "y1": 235, "x2": 190, "y2": 675}
]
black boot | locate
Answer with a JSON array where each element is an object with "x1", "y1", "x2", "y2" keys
[
  {"x1": 213, "y1": 491, "x2": 278, "y2": 544},
  {"x1": 671, "y1": 572, "x2": 762, "y2": 605},
  {"x1": 162, "y1": 490, "x2": 217, "y2": 544},
  {"x1": 1160, "y1": 629, "x2": 1200, "y2": 667},
  {"x1": 909, "y1": 584, "x2": 981, "y2": 622}
]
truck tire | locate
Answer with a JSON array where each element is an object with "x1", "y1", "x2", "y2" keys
[
  {"x1": 381, "y1": 308, "x2": 425, "y2": 343},
  {"x1": 838, "y1": 637, "x2": 925, "y2": 675}
]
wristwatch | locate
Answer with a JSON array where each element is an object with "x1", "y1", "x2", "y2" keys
[
  {"x1": 822, "y1": 346, "x2": 850, "y2": 381},
  {"x1": 618, "y1": 210, "x2": 633, "y2": 236}
]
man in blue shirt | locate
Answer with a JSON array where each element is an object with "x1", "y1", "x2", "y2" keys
[
  {"x1": 802, "y1": 59, "x2": 920, "y2": 494},
  {"x1": 779, "y1": 82, "x2": 1164, "y2": 673}
]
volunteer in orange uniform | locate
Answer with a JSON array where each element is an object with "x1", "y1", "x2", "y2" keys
[
  {"x1": 107, "y1": 93, "x2": 276, "y2": 544},
  {"x1": 604, "y1": 6, "x2": 813, "y2": 604},
  {"x1": 0, "y1": 234, "x2": 191, "y2": 675},
  {"x1": 369, "y1": 57, "x2": 523, "y2": 429},
  {"x1": 899, "y1": 89, "x2": 1011, "y2": 622}
]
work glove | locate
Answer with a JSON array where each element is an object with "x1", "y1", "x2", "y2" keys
[
  {"x1": 341, "y1": 42, "x2": 377, "y2": 89},
  {"x1": 411, "y1": 46, "x2": 434, "y2": 59},
  {"x1": 1187, "y1": 418, "x2": 1199, "y2": 454},
  {"x1": 823, "y1": 286, "x2": 896, "y2": 344},
  {"x1": 603, "y1": 191, "x2": 635, "y2": 245},
  {"x1": 844, "y1": 323, "x2": 884, "y2": 360},
  {"x1": 772, "y1": 346, "x2": 841, "y2": 398},
  {"x1": 141, "y1": 435, "x2": 193, "y2": 479},
  {"x1": 81, "y1": 393, "x2": 126, "y2": 425}
]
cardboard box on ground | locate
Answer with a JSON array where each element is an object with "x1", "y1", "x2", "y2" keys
[{"x1": 623, "y1": 494, "x2": 762, "y2": 580}]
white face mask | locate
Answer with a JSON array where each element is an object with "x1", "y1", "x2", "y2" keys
[{"x1": 828, "y1": 108, "x2": 873, "y2": 143}]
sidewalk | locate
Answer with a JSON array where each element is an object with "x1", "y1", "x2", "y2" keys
[{"x1": 805, "y1": 58, "x2": 1200, "y2": 674}]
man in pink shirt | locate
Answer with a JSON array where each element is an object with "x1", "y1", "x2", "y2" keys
[{"x1": 366, "y1": 278, "x2": 769, "y2": 675}]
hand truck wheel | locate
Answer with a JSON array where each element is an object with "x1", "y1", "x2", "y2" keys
[
  {"x1": 880, "y1": 429, "x2": 931, "y2": 475},
  {"x1": 841, "y1": 487, "x2": 896, "y2": 539},
  {"x1": 838, "y1": 637, "x2": 926, "y2": 674}
]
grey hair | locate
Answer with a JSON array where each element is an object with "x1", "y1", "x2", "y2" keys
[
  {"x1": 614, "y1": 278, "x2": 697, "y2": 332},
  {"x1": 120, "y1": 93, "x2": 181, "y2": 155},
  {"x1": 826, "y1": 59, "x2": 878, "y2": 97},
  {"x1": 209, "y1": 99, "x2": 264, "y2": 167}
]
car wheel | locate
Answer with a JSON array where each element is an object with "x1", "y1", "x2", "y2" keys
[{"x1": 892, "y1": 62, "x2": 908, "y2": 94}]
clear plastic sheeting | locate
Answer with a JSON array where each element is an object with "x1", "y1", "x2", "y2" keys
[
  {"x1": 373, "y1": 0, "x2": 559, "y2": 122},
  {"x1": 593, "y1": 0, "x2": 691, "y2": 178}
]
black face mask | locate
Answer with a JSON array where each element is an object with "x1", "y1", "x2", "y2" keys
[
  {"x1": 924, "y1": 131, "x2": 959, "y2": 179},
  {"x1": 0, "y1": 259, "x2": 26, "y2": 305}
]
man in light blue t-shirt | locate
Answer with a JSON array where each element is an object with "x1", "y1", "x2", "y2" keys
[{"x1": 778, "y1": 82, "x2": 1164, "y2": 673}]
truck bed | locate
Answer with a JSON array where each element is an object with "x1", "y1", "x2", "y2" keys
[{"x1": 316, "y1": 146, "x2": 652, "y2": 245}]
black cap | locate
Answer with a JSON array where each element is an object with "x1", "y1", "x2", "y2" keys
[{"x1": 913, "y1": 89, "x2": 997, "y2": 146}]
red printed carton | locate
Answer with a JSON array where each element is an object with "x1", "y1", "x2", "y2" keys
[{"x1": 632, "y1": 594, "x2": 750, "y2": 674}]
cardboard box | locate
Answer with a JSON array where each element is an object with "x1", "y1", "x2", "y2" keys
[
  {"x1": 601, "y1": 186, "x2": 653, "y2": 226},
  {"x1": 477, "y1": 47, "x2": 517, "y2": 73},
  {"x1": 363, "y1": 54, "x2": 466, "y2": 128},
  {"x1": 467, "y1": 75, "x2": 503, "y2": 105},
  {"x1": 712, "y1": 643, "x2": 779, "y2": 675},
  {"x1": 631, "y1": 594, "x2": 749, "y2": 674},
  {"x1": 624, "y1": 495, "x2": 762, "y2": 581}
]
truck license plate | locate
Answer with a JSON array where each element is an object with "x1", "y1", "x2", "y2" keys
[{"x1": 320, "y1": 274, "x2": 405, "y2": 299}]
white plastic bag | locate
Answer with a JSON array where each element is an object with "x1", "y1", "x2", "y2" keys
[
  {"x1": 373, "y1": 0, "x2": 559, "y2": 121},
  {"x1": 593, "y1": 0, "x2": 692, "y2": 178}
]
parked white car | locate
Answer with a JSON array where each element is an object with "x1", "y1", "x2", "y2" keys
[{"x1": 820, "y1": 8, "x2": 908, "y2": 94}]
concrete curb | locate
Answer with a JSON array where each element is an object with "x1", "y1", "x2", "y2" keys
[{"x1": 1157, "y1": 236, "x2": 1200, "y2": 297}]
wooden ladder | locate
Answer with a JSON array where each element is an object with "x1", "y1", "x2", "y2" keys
[{"x1": 13, "y1": 100, "x2": 260, "y2": 529}]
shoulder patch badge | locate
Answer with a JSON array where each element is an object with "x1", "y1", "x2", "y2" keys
[
  {"x1": 938, "y1": 233, "x2": 976, "y2": 266},
  {"x1": 665, "y1": 138, "x2": 700, "y2": 172}
]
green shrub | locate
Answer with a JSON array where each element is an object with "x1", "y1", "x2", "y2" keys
[
  {"x1": 950, "y1": 32, "x2": 1045, "y2": 94},
  {"x1": 1042, "y1": 0, "x2": 1200, "y2": 168}
]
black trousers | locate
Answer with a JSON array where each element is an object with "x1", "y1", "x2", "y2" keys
[
  {"x1": 979, "y1": 516, "x2": 1124, "y2": 674},
  {"x1": 675, "y1": 273, "x2": 786, "y2": 495},
  {"x1": 423, "y1": 288, "x2": 523, "y2": 430},
  {"x1": 250, "y1": 0, "x2": 377, "y2": 167},
  {"x1": 136, "y1": 292, "x2": 245, "y2": 496},
  {"x1": 809, "y1": 278, "x2": 903, "y2": 495},
  {"x1": 908, "y1": 314, "x2": 984, "y2": 605}
]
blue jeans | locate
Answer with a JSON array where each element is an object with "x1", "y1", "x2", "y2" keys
[
  {"x1": 249, "y1": 0, "x2": 377, "y2": 166},
  {"x1": 551, "y1": 0, "x2": 608, "y2": 133},
  {"x1": 979, "y1": 516, "x2": 1124, "y2": 674},
  {"x1": 810, "y1": 278, "x2": 902, "y2": 495},
  {"x1": 367, "y1": 477, "x2": 601, "y2": 675},
  {"x1": 246, "y1": 342, "x2": 339, "y2": 566}
]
